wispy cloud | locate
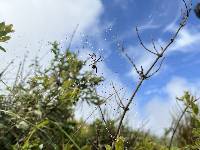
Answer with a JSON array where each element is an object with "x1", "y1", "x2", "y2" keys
[
  {"x1": 138, "y1": 19, "x2": 160, "y2": 31},
  {"x1": 171, "y1": 28, "x2": 200, "y2": 52},
  {"x1": 0, "y1": 0, "x2": 104, "y2": 84},
  {"x1": 144, "y1": 76, "x2": 200, "y2": 136},
  {"x1": 0, "y1": 0, "x2": 103, "y2": 66}
]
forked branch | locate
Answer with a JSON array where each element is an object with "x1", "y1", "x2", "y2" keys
[{"x1": 112, "y1": 0, "x2": 192, "y2": 148}]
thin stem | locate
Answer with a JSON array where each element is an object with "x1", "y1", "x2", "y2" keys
[
  {"x1": 168, "y1": 97, "x2": 199, "y2": 150},
  {"x1": 112, "y1": 1, "x2": 191, "y2": 148}
]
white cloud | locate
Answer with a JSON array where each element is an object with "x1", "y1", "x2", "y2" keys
[
  {"x1": 165, "y1": 77, "x2": 200, "y2": 98},
  {"x1": 144, "y1": 76, "x2": 200, "y2": 136},
  {"x1": 113, "y1": 0, "x2": 133, "y2": 10},
  {"x1": 75, "y1": 48, "x2": 132, "y2": 123},
  {"x1": 171, "y1": 28, "x2": 200, "y2": 52},
  {"x1": 0, "y1": 0, "x2": 104, "y2": 85},
  {"x1": 145, "y1": 97, "x2": 173, "y2": 135},
  {"x1": 164, "y1": 22, "x2": 200, "y2": 53},
  {"x1": 139, "y1": 19, "x2": 160, "y2": 32},
  {"x1": 0, "y1": 0, "x2": 103, "y2": 70},
  {"x1": 0, "y1": 0, "x2": 103, "y2": 38}
]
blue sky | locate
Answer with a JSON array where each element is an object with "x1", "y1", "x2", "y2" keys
[
  {"x1": 0, "y1": 0, "x2": 200, "y2": 135},
  {"x1": 88, "y1": 0, "x2": 200, "y2": 134}
]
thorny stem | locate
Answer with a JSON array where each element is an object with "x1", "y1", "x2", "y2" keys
[{"x1": 112, "y1": 0, "x2": 191, "y2": 148}]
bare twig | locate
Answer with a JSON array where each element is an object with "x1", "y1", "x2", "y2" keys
[
  {"x1": 67, "y1": 24, "x2": 79, "y2": 50},
  {"x1": 151, "y1": 38, "x2": 159, "y2": 54},
  {"x1": 0, "y1": 60, "x2": 14, "y2": 88},
  {"x1": 119, "y1": 44, "x2": 140, "y2": 75},
  {"x1": 0, "y1": 60, "x2": 14, "y2": 78},
  {"x1": 112, "y1": 1, "x2": 191, "y2": 148},
  {"x1": 111, "y1": 82, "x2": 125, "y2": 109},
  {"x1": 13, "y1": 62, "x2": 22, "y2": 88},
  {"x1": 20, "y1": 54, "x2": 27, "y2": 83},
  {"x1": 136, "y1": 27, "x2": 158, "y2": 56},
  {"x1": 147, "y1": 57, "x2": 165, "y2": 78},
  {"x1": 98, "y1": 105, "x2": 114, "y2": 140}
]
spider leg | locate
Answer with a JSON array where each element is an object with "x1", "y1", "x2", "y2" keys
[
  {"x1": 89, "y1": 53, "x2": 96, "y2": 60},
  {"x1": 92, "y1": 53, "x2": 96, "y2": 57},
  {"x1": 96, "y1": 56, "x2": 102, "y2": 62},
  {"x1": 95, "y1": 66, "x2": 97, "y2": 73}
]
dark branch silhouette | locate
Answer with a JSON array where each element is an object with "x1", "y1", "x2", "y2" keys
[{"x1": 111, "y1": 0, "x2": 192, "y2": 149}]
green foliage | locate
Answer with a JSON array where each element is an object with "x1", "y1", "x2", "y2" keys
[
  {"x1": 104, "y1": 133, "x2": 168, "y2": 150},
  {"x1": 0, "y1": 22, "x2": 14, "y2": 52},
  {"x1": 105, "y1": 136, "x2": 124, "y2": 150},
  {"x1": 105, "y1": 145, "x2": 111, "y2": 150},
  {"x1": 22, "y1": 119, "x2": 49, "y2": 149},
  {"x1": 0, "y1": 22, "x2": 198, "y2": 149},
  {"x1": 177, "y1": 91, "x2": 199, "y2": 116},
  {"x1": 174, "y1": 91, "x2": 200, "y2": 149},
  {"x1": 133, "y1": 136, "x2": 168, "y2": 150},
  {"x1": 0, "y1": 42, "x2": 103, "y2": 149},
  {"x1": 191, "y1": 127, "x2": 200, "y2": 149},
  {"x1": 115, "y1": 136, "x2": 125, "y2": 150},
  {"x1": 74, "y1": 119, "x2": 116, "y2": 149},
  {"x1": 74, "y1": 118, "x2": 169, "y2": 150}
]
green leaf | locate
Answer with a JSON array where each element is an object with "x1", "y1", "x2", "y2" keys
[
  {"x1": 23, "y1": 119, "x2": 49, "y2": 148},
  {"x1": 105, "y1": 145, "x2": 112, "y2": 150},
  {"x1": 51, "y1": 121, "x2": 81, "y2": 150},
  {"x1": 64, "y1": 144, "x2": 73, "y2": 150},
  {"x1": 5, "y1": 24, "x2": 14, "y2": 32},
  {"x1": 115, "y1": 136, "x2": 125, "y2": 150},
  {"x1": 0, "y1": 36, "x2": 11, "y2": 42},
  {"x1": 50, "y1": 41, "x2": 59, "y2": 55},
  {"x1": 81, "y1": 145, "x2": 91, "y2": 150},
  {"x1": 0, "y1": 22, "x2": 5, "y2": 30},
  {"x1": 191, "y1": 103, "x2": 199, "y2": 115}
]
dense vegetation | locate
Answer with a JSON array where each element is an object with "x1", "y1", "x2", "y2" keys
[{"x1": 0, "y1": 40, "x2": 199, "y2": 149}]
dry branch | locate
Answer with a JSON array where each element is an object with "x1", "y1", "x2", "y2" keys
[{"x1": 112, "y1": 0, "x2": 192, "y2": 148}]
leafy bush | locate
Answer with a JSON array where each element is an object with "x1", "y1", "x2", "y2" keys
[
  {"x1": 0, "y1": 42, "x2": 103, "y2": 149},
  {"x1": 0, "y1": 22, "x2": 14, "y2": 52}
]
